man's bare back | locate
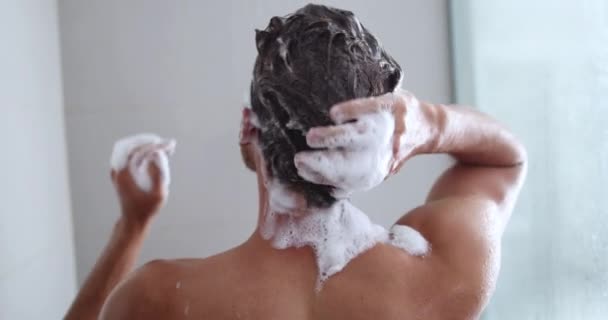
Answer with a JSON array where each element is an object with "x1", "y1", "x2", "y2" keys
[{"x1": 101, "y1": 194, "x2": 501, "y2": 320}]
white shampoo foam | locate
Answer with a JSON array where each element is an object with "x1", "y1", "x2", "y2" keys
[
  {"x1": 110, "y1": 133, "x2": 176, "y2": 192},
  {"x1": 262, "y1": 180, "x2": 430, "y2": 288}
]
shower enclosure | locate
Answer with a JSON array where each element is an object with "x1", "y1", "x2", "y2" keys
[{"x1": 450, "y1": 1, "x2": 608, "y2": 319}]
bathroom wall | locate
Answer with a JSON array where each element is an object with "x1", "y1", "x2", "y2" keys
[
  {"x1": 0, "y1": 0, "x2": 77, "y2": 318},
  {"x1": 451, "y1": 1, "x2": 608, "y2": 319},
  {"x1": 58, "y1": 0, "x2": 453, "y2": 283}
]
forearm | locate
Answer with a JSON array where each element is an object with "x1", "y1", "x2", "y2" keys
[
  {"x1": 64, "y1": 217, "x2": 150, "y2": 320},
  {"x1": 409, "y1": 102, "x2": 526, "y2": 167}
]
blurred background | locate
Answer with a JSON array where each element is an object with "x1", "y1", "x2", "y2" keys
[{"x1": 0, "y1": 0, "x2": 606, "y2": 319}]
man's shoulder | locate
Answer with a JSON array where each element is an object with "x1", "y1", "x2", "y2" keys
[
  {"x1": 128, "y1": 257, "x2": 227, "y2": 294},
  {"x1": 99, "y1": 258, "x2": 213, "y2": 319},
  {"x1": 98, "y1": 260, "x2": 177, "y2": 319},
  {"x1": 397, "y1": 197, "x2": 501, "y2": 274}
]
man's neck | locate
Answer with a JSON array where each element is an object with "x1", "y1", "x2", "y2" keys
[
  {"x1": 252, "y1": 182, "x2": 389, "y2": 286},
  {"x1": 242, "y1": 227, "x2": 319, "y2": 288}
]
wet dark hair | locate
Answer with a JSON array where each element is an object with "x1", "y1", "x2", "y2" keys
[{"x1": 250, "y1": 4, "x2": 402, "y2": 208}]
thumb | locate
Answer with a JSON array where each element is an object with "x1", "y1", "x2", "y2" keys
[{"x1": 147, "y1": 151, "x2": 166, "y2": 195}]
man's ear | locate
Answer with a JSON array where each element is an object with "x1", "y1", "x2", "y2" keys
[
  {"x1": 239, "y1": 108, "x2": 259, "y2": 144},
  {"x1": 240, "y1": 143, "x2": 257, "y2": 172},
  {"x1": 387, "y1": 68, "x2": 403, "y2": 92},
  {"x1": 239, "y1": 108, "x2": 260, "y2": 171}
]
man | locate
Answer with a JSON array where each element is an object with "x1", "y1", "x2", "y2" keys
[{"x1": 65, "y1": 4, "x2": 526, "y2": 320}]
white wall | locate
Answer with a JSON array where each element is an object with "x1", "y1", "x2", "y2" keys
[
  {"x1": 451, "y1": 1, "x2": 608, "y2": 319},
  {"x1": 59, "y1": 0, "x2": 453, "y2": 283},
  {"x1": 0, "y1": 0, "x2": 77, "y2": 319}
]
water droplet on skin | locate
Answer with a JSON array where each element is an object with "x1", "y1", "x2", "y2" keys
[{"x1": 184, "y1": 302, "x2": 190, "y2": 315}]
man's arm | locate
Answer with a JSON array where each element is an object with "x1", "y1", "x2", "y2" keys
[
  {"x1": 392, "y1": 99, "x2": 526, "y2": 316},
  {"x1": 64, "y1": 218, "x2": 151, "y2": 320},
  {"x1": 294, "y1": 91, "x2": 526, "y2": 234},
  {"x1": 396, "y1": 99, "x2": 527, "y2": 234},
  {"x1": 294, "y1": 91, "x2": 526, "y2": 318},
  {"x1": 64, "y1": 145, "x2": 168, "y2": 320}
]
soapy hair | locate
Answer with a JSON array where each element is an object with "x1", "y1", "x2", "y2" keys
[{"x1": 250, "y1": 4, "x2": 402, "y2": 208}]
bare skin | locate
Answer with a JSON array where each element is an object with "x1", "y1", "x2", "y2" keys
[
  {"x1": 64, "y1": 144, "x2": 167, "y2": 320},
  {"x1": 66, "y1": 90, "x2": 526, "y2": 320}
]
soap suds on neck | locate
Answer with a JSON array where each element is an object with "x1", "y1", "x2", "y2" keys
[
  {"x1": 262, "y1": 191, "x2": 387, "y2": 288},
  {"x1": 261, "y1": 180, "x2": 430, "y2": 289}
]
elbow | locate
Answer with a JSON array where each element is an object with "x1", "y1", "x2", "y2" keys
[
  {"x1": 504, "y1": 129, "x2": 527, "y2": 167},
  {"x1": 507, "y1": 137, "x2": 528, "y2": 189},
  {"x1": 514, "y1": 139, "x2": 528, "y2": 167}
]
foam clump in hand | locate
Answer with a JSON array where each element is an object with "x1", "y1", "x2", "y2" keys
[
  {"x1": 110, "y1": 133, "x2": 176, "y2": 192},
  {"x1": 389, "y1": 224, "x2": 429, "y2": 256}
]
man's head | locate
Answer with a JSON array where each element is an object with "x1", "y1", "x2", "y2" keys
[{"x1": 242, "y1": 4, "x2": 402, "y2": 208}]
